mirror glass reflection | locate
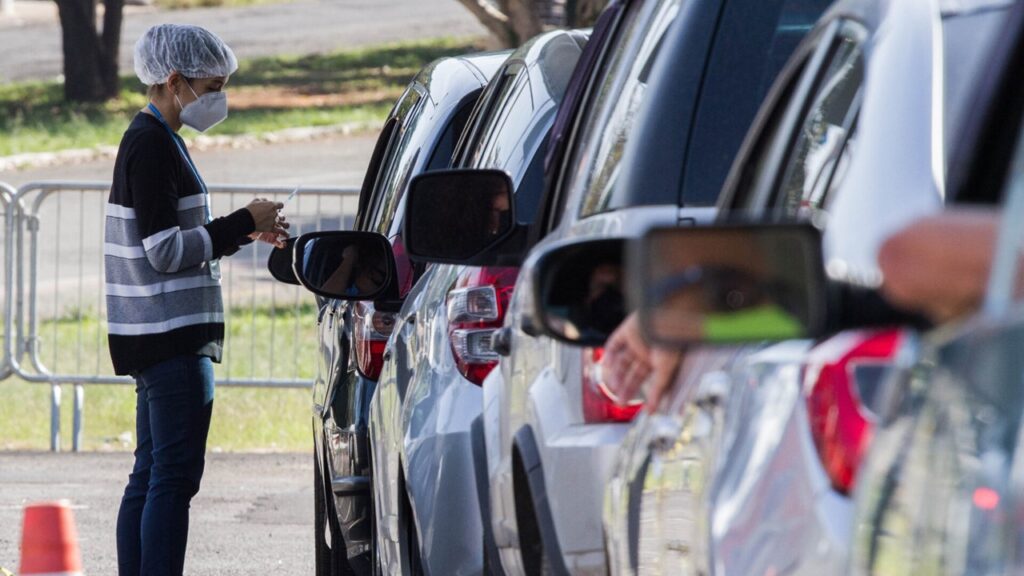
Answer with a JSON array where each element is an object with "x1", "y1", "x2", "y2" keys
[
  {"x1": 539, "y1": 240, "x2": 626, "y2": 345},
  {"x1": 407, "y1": 170, "x2": 514, "y2": 261},
  {"x1": 296, "y1": 235, "x2": 391, "y2": 298},
  {"x1": 641, "y1": 227, "x2": 820, "y2": 344}
]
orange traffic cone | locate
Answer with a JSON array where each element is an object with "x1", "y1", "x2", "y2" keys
[{"x1": 19, "y1": 501, "x2": 84, "y2": 576}]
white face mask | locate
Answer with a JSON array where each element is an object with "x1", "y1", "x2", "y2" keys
[{"x1": 176, "y1": 81, "x2": 228, "y2": 133}]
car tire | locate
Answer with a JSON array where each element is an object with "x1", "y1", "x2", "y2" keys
[
  {"x1": 315, "y1": 454, "x2": 333, "y2": 576},
  {"x1": 513, "y1": 454, "x2": 555, "y2": 576},
  {"x1": 399, "y1": 480, "x2": 426, "y2": 576},
  {"x1": 316, "y1": 452, "x2": 357, "y2": 576}
]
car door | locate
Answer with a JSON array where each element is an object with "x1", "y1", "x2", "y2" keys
[
  {"x1": 314, "y1": 108, "x2": 400, "y2": 467},
  {"x1": 626, "y1": 16, "x2": 868, "y2": 569},
  {"x1": 850, "y1": 3, "x2": 1024, "y2": 572}
]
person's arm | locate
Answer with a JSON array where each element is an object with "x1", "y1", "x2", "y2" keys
[
  {"x1": 830, "y1": 283, "x2": 933, "y2": 332},
  {"x1": 129, "y1": 131, "x2": 255, "y2": 273},
  {"x1": 220, "y1": 234, "x2": 256, "y2": 257},
  {"x1": 877, "y1": 210, "x2": 998, "y2": 322}
]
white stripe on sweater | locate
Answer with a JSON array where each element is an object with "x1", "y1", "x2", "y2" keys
[
  {"x1": 142, "y1": 226, "x2": 180, "y2": 250},
  {"x1": 107, "y1": 312, "x2": 225, "y2": 336},
  {"x1": 106, "y1": 197, "x2": 207, "y2": 221},
  {"x1": 106, "y1": 276, "x2": 221, "y2": 297},
  {"x1": 177, "y1": 194, "x2": 207, "y2": 211},
  {"x1": 104, "y1": 242, "x2": 146, "y2": 259},
  {"x1": 106, "y1": 203, "x2": 136, "y2": 219}
]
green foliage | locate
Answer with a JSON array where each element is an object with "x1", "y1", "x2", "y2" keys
[
  {"x1": 0, "y1": 37, "x2": 485, "y2": 157},
  {"x1": 0, "y1": 304, "x2": 321, "y2": 452}
]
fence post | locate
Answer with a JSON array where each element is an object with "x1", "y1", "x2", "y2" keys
[
  {"x1": 72, "y1": 383, "x2": 84, "y2": 452},
  {"x1": 0, "y1": 184, "x2": 12, "y2": 382},
  {"x1": 50, "y1": 383, "x2": 62, "y2": 452}
]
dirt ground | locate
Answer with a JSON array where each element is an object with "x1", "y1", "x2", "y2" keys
[{"x1": 0, "y1": 451, "x2": 315, "y2": 575}]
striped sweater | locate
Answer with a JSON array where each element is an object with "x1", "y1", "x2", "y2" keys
[{"x1": 105, "y1": 112, "x2": 255, "y2": 375}]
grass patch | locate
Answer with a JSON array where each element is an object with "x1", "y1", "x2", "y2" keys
[
  {"x1": 0, "y1": 304, "x2": 321, "y2": 452},
  {"x1": 0, "y1": 36, "x2": 487, "y2": 157}
]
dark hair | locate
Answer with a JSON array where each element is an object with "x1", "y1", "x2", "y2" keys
[{"x1": 146, "y1": 74, "x2": 194, "y2": 98}]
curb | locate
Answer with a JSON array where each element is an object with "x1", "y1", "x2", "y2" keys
[{"x1": 0, "y1": 120, "x2": 380, "y2": 173}]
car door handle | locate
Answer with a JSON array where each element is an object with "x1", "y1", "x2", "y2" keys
[
  {"x1": 694, "y1": 372, "x2": 729, "y2": 409},
  {"x1": 648, "y1": 414, "x2": 683, "y2": 452},
  {"x1": 492, "y1": 326, "x2": 513, "y2": 357}
]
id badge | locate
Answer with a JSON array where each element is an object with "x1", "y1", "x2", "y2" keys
[{"x1": 208, "y1": 258, "x2": 222, "y2": 281}]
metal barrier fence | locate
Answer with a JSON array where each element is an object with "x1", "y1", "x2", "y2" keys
[
  {"x1": 1, "y1": 181, "x2": 16, "y2": 383},
  {"x1": 2, "y1": 180, "x2": 360, "y2": 451}
]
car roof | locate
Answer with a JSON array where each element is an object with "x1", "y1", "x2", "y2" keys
[{"x1": 458, "y1": 28, "x2": 589, "y2": 182}]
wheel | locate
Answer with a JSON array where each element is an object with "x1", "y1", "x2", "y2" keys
[
  {"x1": 371, "y1": 486, "x2": 383, "y2": 576},
  {"x1": 513, "y1": 455, "x2": 554, "y2": 576},
  {"x1": 405, "y1": 496, "x2": 425, "y2": 576},
  {"x1": 315, "y1": 453, "x2": 333, "y2": 576}
]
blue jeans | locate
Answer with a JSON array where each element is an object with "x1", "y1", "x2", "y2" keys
[{"x1": 116, "y1": 355, "x2": 215, "y2": 576}]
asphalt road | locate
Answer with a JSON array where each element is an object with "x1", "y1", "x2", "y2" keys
[
  {"x1": 0, "y1": 0, "x2": 487, "y2": 83},
  {"x1": 0, "y1": 451, "x2": 314, "y2": 575}
]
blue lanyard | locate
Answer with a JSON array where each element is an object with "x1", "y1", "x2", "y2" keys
[{"x1": 147, "y1": 103, "x2": 213, "y2": 223}]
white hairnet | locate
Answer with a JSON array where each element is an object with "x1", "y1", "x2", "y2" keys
[{"x1": 134, "y1": 24, "x2": 238, "y2": 86}]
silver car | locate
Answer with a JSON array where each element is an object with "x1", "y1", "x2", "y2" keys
[
  {"x1": 600, "y1": 0, "x2": 1008, "y2": 574},
  {"x1": 478, "y1": 1, "x2": 831, "y2": 573},
  {"x1": 848, "y1": 1, "x2": 1024, "y2": 572},
  {"x1": 369, "y1": 29, "x2": 587, "y2": 576}
]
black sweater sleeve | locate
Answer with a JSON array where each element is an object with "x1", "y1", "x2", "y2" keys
[{"x1": 205, "y1": 209, "x2": 256, "y2": 258}]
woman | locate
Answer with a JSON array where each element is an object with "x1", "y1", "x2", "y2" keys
[{"x1": 105, "y1": 24, "x2": 287, "y2": 576}]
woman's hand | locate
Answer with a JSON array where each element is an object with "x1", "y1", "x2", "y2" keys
[
  {"x1": 245, "y1": 198, "x2": 286, "y2": 233},
  {"x1": 604, "y1": 314, "x2": 652, "y2": 403},
  {"x1": 249, "y1": 230, "x2": 288, "y2": 249},
  {"x1": 245, "y1": 199, "x2": 288, "y2": 247},
  {"x1": 604, "y1": 313, "x2": 684, "y2": 411}
]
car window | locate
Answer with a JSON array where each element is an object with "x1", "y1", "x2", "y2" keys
[
  {"x1": 570, "y1": 0, "x2": 682, "y2": 220},
  {"x1": 355, "y1": 117, "x2": 399, "y2": 231},
  {"x1": 471, "y1": 71, "x2": 533, "y2": 172},
  {"x1": 677, "y1": 0, "x2": 836, "y2": 207},
  {"x1": 366, "y1": 88, "x2": 425, "y2": 236},
  {"x1": 452, "y1": 72, "x2": 510, "y2": 168},
  {"x1": 771, "y1": 31, "x2": 864, "y2": 219},
  {"x1": 427, "y1": 98, "x2": 476, "y2": 172},
  {"x1": 460, "y1": 68, "x2": 522, "y2": 165}
]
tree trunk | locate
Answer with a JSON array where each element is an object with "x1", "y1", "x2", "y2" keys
[
  {"x1": 457, "y1": 0, "x2": 607, "y2": 48},
  {"x1": 456, "y1": 0, "x2": 543, "y2": 48},
  {"x1": 566, "y1": 0, "x2": 606, "y2": 27},
  {"x1": 54, "y1": 0, "x2": 123, "y2": 102}
]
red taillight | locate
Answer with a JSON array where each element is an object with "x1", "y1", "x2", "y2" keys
[
  {"x1": 804, "y1": 330, "x2": 902, "y2": 494},
  {"x1": 353, "y1": 302, "x2": 395, "y2": 380},
  {"x1": 446, "y1": 267, "x2": 519, "y2": 385},
  {"x1": 583, "y1": 347, "x2": 643, "y2": 423}
]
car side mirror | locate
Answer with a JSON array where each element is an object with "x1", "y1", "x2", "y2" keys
[
  {"x1": 267, "y1": 237, "x2": 301, "y2": 285},
  {"x1": 292, "y1": 231, "x2": 399, "y2": 301},
  {"x1": 632, "y1": 224, "x2": 828, "y2": 346},
  {"x1": 529, "y1": 238, "x2": 628, "y2": 347},
  {"x1": 404, "y1": 169, "x2": 517, "y2": 265}
]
